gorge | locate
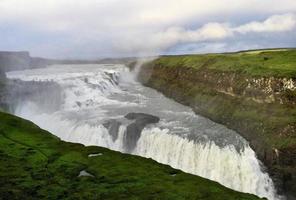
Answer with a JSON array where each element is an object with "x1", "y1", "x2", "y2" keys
[
  {"x1": 3, "y1": 61, "x2": 283, "y2": 200},
  {"x1": 0, "y1": 49, "x2": 295, "y2": 200}
]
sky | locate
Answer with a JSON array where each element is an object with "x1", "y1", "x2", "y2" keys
[{"x1": 0, "y1": 0, "x2": 296, "y2": 59}]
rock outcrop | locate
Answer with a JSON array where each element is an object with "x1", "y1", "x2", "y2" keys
[
  {"x1": 0, "y1": 51, "x2": 50, "y2": 73},
  {"x1": 124, "y1": 113, "x2": 160, "y2": 152},
  {"x1": 0, "y1": 51, "x2": 31, "y2": 72},
  {"x1": 103, "y1": 119, "x2": 122, "y2": 141}
]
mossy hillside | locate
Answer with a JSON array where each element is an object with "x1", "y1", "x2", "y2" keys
[
  {"x1": 155, "y1": 49, "x2": 296, "y2": 78},
  {"x1": 0, "y1": 111, "x2": 263, "y2": 200}
]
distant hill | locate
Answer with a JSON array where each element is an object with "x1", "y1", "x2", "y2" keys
[{"x1": 0, "y1": 51, "x2": 136, "y2": 73}]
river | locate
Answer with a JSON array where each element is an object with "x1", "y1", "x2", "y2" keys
[{"x1": 6, "y1": 64, "x2": 279, "y2": 200}]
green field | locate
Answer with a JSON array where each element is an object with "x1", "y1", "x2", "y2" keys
[
  {"x1": 154, "y1": 49, "x2": 296, "y2": 77},
  {"x1": 0, "y1": 111, "x2": 263, "y2": 200}
]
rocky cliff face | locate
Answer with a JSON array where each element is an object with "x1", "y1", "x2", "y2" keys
[
  {"x1": 0, "y1": 74, "x2": 6, "y2": 110},
  {"x1": 0, "y1": 51, "x2": 31, "y2": 72},
  {"x1": 0, "y1": 51, "x2": 49, "y2": 73},
  {"x1": 138, "y1": 62, "x2": 296, "y2": 199},
  {"x1": 193, "y1": 71, "x2": 296, "y2": 105}
]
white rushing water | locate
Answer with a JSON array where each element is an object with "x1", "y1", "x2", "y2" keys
[{"x1": 7, "y1": 64, "x2": 281, "y2": 200}]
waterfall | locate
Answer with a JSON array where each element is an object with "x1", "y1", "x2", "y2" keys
[
  {"x1": 6, "y1": 64, "x2": 281, "y2": 200},
  {"x1": 135, "y1": 128, "x2": 276, "y2": 199}
]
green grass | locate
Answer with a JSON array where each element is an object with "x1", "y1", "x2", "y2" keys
[
  {"x1": 154, "y1": 49, "x2": 296, "y2": 77},
  {"x1": 0, "y1": 111, "x2": 263, "y2": 200}
]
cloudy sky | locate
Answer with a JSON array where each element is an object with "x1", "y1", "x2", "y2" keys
[{"x1": 0, "y1": 0, "x2": 296, "y2": 58}]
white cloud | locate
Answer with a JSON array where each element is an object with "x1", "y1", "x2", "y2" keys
[
  {"x1": 114, "y1": 23, "x2": 233, "y2": 53},
  {"x1": 0, "y1": 0, "x2": 296, "y2": 57},
  {"x1": 1, "y1": 0, "x2": 295, "y2": 30},
  {"x1": 115, "y1": 13, "x2": 296, "y2": 55},
  {"x1": 235, "y1": 13, "x2": 296, "y2": 33}
]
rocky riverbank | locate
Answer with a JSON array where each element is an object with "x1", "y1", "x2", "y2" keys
[{"x1": 137, "y1": 49, "x2": 296, "y2": 199}]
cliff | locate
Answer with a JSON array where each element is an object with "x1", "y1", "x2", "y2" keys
[
  {"x1": 0, "y1": 111, "x2": 262, "y2": 200},
  {"x1": 138, "y1": 49, "x2": 296, "y2": 199},
  {"x1": 0, "y1": 51, "x2": 50, "y2": 73},
  {"x1": 0, "y1": 51, "x2": 31, "y2": 72},
  {"x1": 0, "y1": 51, "x2": 137, "y2": 73}
]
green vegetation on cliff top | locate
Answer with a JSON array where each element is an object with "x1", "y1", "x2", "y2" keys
[
  {"x1": 155, "y1": 49, "x2": 296, "y2": 77},
  {"x1": 147, "y1": 49, "x2": 296, "y2": 149},
  {"x1": 0, "y1": 111, "x2": 262, "y2": 200}
]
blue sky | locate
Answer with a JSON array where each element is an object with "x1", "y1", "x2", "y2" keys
[{"x1": 0, "y1": 0, "x2": 296, "y2": 59}]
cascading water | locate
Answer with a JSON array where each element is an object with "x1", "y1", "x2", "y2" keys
[{"x1": 6, "y1": 64, "x2": 281, "y2": 200}]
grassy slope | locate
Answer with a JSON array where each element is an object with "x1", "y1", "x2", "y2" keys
[
  {"x1": 0, "y1": 111, "x2": 262, "y2": 200},
  {"x1": 156, "y1": 49, "x2": 296, "y2": 78}
]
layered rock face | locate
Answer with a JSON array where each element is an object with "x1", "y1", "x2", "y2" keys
[
  {"x1": 124, "y1": 113, "x2": 160, "y2": 152},
  {"x1": 103, "y1": 113, "x2": 160, "y2": 152},
  {"x1": 0, "y1": 51, "x2": 50, "y2": 73},
  {"x1": 0, "y1": 51, "x2": 31, "y2": 72},
  {"x1": 138, "y1": 56, "x2": 296, "y2": 199}
]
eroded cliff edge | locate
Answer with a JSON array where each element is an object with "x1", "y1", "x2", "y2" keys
[{"x1": 137, "y1": 49, "x2": 296, "y2": 199}]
